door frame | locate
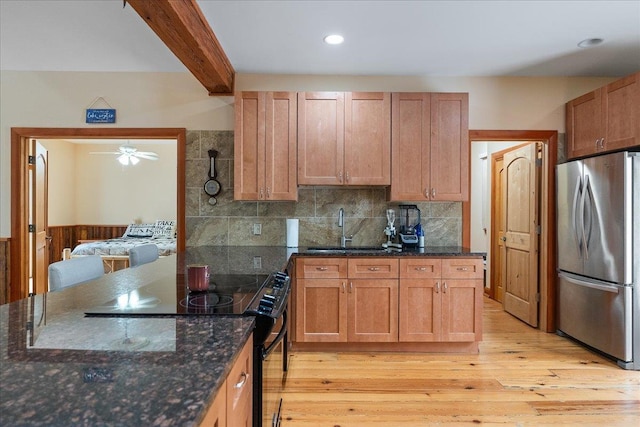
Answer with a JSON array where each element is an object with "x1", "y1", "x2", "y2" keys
[
  {"x1": 463, "y1": 130, "x2": 557, "y2": 332},
  {"x1": 10, "y1": 127, "x2": 186, "y2": 303}
]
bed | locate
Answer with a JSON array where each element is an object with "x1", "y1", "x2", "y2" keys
[{"x1": 66, "y1": 221, "x2": 177, "y2": 273}]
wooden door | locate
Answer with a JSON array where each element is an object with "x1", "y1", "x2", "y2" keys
[
  {"x1": 234, "y1": 91, "x2": 265, "y2": 200},
  {"x1": 297, "y1": 92, "x2": 344, "y2": 185},
  {"x1": 295, "y1": 278, "x2": 347, "y2": 342},
  {"x1": 389, "y1": 92, "x2": 431, "y2": 201},
  {"x1": 348, "y1": 279, "x2": 398, "y2": 342},
  {"x1": 502, "y1": 143, "x2": 540, "y2": 327},
  {"x1": 603, "y1": 72, "x2": 639, "y2": 152},
  {"x1": 344, "y1": 92, "x2": 391, "y2": 185},
  {"x1": 440, "y1": 279, "x2": 482, "y2": 342},
  {"x1": 265, "y1": 91, "x2": 297, "y2": 200},
  {"x1": 490, "y1": 152, "x2": 506, "y2": 303},
  {"x1": 566, "y1": 89, "x2": 602, "y2": 159},
  {"x1": 430, "y1": 93, "x2": 469, "y2": 201},
  {"x1": 33, "y1": 140, "x2": 49, "y2": 294}
]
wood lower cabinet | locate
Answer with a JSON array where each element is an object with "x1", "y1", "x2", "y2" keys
[
  {"x1": 199, "y1": 335, "x2": 253, "y2": 427},
  {"x1": 566, "y1": 72, "x2": 640, "y2": 159},
  {"x1": 295, "y1": 257, "x2": 398, "y2": 343},
  {"x1": 298, "y1": 91, "x2": 391, "y2": 186},
  {"x1": 234, "y1": 91, "x2": 297, "y2": 201},
  {"x1": 389, "y1": 92, "x2": 469, "y2": 201},
  {"x1": 399, "y1": 258, "x2": 483, "y2": 342}
]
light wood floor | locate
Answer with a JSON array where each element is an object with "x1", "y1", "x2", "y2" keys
[{"x1": 281, "y1": 297, "x2": 640, "y2": 426}]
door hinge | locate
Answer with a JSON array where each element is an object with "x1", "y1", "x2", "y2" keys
[
  {"x1": 28, "y1": 155, "x2": 35, "y2": 165},
  {"x1": 536, "y1": 293, "x2": 541, "y2": 302},
  {"x1": 536, "y1": 225, "x2": 541, "y2": 235},
  {"x1": 28, "y1": 224, "x2": 35, "y2": 233},
  {"x1": 535, "y1": 158, "x2": 542, "y2": 167}
]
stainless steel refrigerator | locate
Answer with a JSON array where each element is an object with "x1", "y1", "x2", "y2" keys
[{"x1": 556, "y1": 150, "x2": 639, "y2": 370}]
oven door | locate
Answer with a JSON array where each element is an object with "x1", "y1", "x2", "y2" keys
[{"x1": 261, "y1": 309, "x2": 288, "y2": 427}]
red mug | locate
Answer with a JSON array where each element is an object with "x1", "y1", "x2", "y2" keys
[{"x1": 187, "y1": 264, "x2": 210, "y2": 292}]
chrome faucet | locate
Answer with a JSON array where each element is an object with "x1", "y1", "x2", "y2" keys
[{"x1": 338, "y1": 208, "x2": 353, "y2": 248}]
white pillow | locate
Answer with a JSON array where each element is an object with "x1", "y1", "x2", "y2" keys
[
  {"x1": 152, "y1": 220, "x2": 176, "y2": 239},
  {"x1": 125, "y1": 223, "x2": 156, "y2": 238}
]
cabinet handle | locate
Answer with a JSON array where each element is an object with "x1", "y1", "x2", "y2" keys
[
  {"x1": 435, "y1": 281, "x2": 440, "y2": 293},
  {"x1": 342, "y1": 282, "x2": 346, "y2": 293},
  {"x1": 339, "y1": 171, "x2": 343, "y2": 183},
  {"x1": 266, "y1": 187, "x2": 271, "y2": 198},
  {"x1": 424, "y1": 188, "x2": 429, "y2": 199},
  {"x1": 456, "y1": 267, "x2": 469, "y2": 271},
  {"x1": 259, "y1": 188, "x2": 264, "y2": 199},
  {"x1": 600, "y1": 138, "x2": 605, "y2": 149},
  {"x1": 349, "y1": 281, "x2": 353, "y2": 293},
  {"x1": 431, "y1": 188, "x2": 436, "y2": 199},
  {"x1": 415, "y1": 267, "x2": 427, "y2": 271},
  {"x1": 234, "y1": 372, "x2": 249, "y2": 389},
  {"x1": 443, "y1": 282, "x2": 448, "y2": 293},
  {"x1": 316, "y1": 267, "x2": 328, "y2": 271},
  {"x1": 368, "y1": 267, "x2": 380, "y2": 271},
  {"x1": 346, "y1": 171, "x2": 350, "y2": 183}
]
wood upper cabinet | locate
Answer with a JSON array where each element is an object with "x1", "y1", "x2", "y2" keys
[
  {"x1": 399, "y1": 258, "x2": 482, "y2": 342},
  {"x1": 566, "y1": 72, "x2": 640, "y2": 159},
  {"x1": 234, "y1": 91, "x2": 297, "y2": 201},
  {"x1": 389, "y1": 92, "x2": 469, "y2": 201},
  {"x1": 298, "y1": 92, "x2": 391, "y2": 186}
]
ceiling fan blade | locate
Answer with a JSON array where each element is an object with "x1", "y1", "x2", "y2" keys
[
  {"x1": 90, "y1": 151, "x2": 121, "y2": 155},
  {"x1": 134, "y1": 153, "x2": 159, "y2": 160}
]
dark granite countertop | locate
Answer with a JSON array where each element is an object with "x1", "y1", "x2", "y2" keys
[
  {"x1": 0, "y1": 246, "x2": 297, "y2": 427},
  {"x1": 290, "y1": 246, "x2": 485, "y2": 257}
]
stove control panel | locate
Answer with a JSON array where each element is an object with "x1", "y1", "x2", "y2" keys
[{"x1": 245, "y1": 272, "x2": 290, "y2": 318}]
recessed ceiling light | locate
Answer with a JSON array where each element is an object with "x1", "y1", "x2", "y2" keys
[
  {"x1": 324, "y1": 34, "x2": 344, "y2": 45},
  {"x1": 578, "y1": 38, "x2": 604, "y2": 48}
]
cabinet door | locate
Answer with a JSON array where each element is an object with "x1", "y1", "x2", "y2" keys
[
  {"x1": 296, "y1": 278, "x2": 347, "y2": 342},
  {"x1": 234, "y1": 91, "x2": 265, "y2": 200},
  {"x1": 344, "y1": 92, "x2": 391, "y2": 185},
  {"x1": 297, "y1": 92, "x2": 344, "y2": 185},
  {"x1": 265, "y1": 92, "x2": 298, "y2": 200},
  {"x1": 566, "y1": 89, "x2": 603, "y2": 159},
  {"x1": 348, "y1": 279, "x2": 398, "y2": 342},
  {"x1": 604, "y1": 72, "x2": 639, "y2": 152},
  {"x1": 199, "y1": 380, "x2": 226, "y2": 427},
  {"x1": 399, "y1": 278, "x2": 441, "y2": 342},
  {"x1": 389, "y1": 93, "x2": 431, "y2": 201},
  {"x1": 430, "y1": 93, "x2": 469, "y2": 201},
  {"x1": 440, "y1": 279, "x2": 482, "y2": 342},
  {"x1": 226, "y1": 336, "x2": 253, "y2": 427}
]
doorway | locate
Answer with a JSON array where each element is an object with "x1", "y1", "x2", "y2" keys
[
  {"x1": 10, "y1": 127, "x2": 186, "y2": 303},
  {"x1": 463, "y1": 130, "x2": 558, "y2": 333}
]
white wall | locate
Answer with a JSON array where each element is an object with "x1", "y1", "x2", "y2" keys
[
  {"x1": 0, "y1": 70, "x2": 615, "y2": 236},
  {"x1": 40, "y1": 140, "x2": 176, "y2": 225}
]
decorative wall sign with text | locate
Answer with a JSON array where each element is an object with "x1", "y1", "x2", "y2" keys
[{"x1": 86, "y1": 109, "x2": 116, "y2": 123}]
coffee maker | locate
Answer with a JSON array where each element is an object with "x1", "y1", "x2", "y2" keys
[{"x1": 398, "y1": 204, "x2": 421, "y2": 249}]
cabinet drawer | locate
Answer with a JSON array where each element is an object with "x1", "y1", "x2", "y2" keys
[
  {"x1": 296, "y1": 257, "x2": 347, "y2": 278},
  {"x1": 348, "y1": 258, "x2": 398, "y2": 279},
  {"x1": 399, "y1": 258, "x2": 441, "y2": 279},
  {"x1": 441, "y1": 258, "x2": 484, "y2": 279}
]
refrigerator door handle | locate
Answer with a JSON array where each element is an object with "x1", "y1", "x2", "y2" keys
[
  {"x1": 572, "y1": 175, "x2": 583, "y2": 255},
  {"x1": 558, "y1": 272, "x2": 620, "y2": 294},
  {"x1": 583, "y1": 174, "x2": 594, "y2": 251},
  {"x1": 579, "y1": 174, "x2": 589, "y2": 259}
]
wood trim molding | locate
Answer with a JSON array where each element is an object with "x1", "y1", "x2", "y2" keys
[
  {"x1": 10, "y1": 127, "x2": 186, "y2": 303},
  {"x1": 126, "y1": 0, "x2": 235, "y2": 95},
  {"x1": 465, "y1": 130, "x2": 558, "y2": 333}
]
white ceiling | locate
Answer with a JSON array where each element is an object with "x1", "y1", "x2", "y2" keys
[{"x1": 1, "y1": 0, "x2": 639, "y2": 77}]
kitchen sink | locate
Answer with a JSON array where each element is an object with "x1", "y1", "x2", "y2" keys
[{"x1": 305, "y1": 246, "x2": 390, "y2": 254}]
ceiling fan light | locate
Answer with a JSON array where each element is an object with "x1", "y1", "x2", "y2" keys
[
  {"x1": 130, "y1": 156, "x2": 140, "y2": 165},
  {"x1": 118, "y1": 154, "x2": 129, "y2": 165},
  {"x1": 323, "y1": 34, "x2": 344, "y2": 45}
]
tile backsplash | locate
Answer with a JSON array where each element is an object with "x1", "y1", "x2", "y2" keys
[{"x1": 185, "y1": 130, "x2": 462, "y2": 248}]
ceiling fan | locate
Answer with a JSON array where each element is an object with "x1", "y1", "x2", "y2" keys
[{"x1": 90, "y1": 142, "x2": 159, "y2": 165}]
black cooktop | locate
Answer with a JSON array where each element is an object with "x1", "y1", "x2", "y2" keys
[{"x1": 85, "y1": 274, "x2": 269, "y2": 316}]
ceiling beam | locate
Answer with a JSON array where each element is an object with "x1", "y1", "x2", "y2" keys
[{"x1": 126, "y1": 0, "x2": 234, "y2": 95}]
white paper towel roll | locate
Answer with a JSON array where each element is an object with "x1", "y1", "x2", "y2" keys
[{"x1": 286, "y1": 218, "x2": 299, "y2": 247}]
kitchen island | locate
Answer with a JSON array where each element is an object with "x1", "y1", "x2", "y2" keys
[{"x1": 0, "y1": 246, "x2": 291, "y2": 426}]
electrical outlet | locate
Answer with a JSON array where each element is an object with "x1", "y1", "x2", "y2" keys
[
  {"x1": 253, "y1": 223, "x2": 262, "y2": 235},
  {"x1": 253, "y1": 256, "x2": 262, "y2": 269}
]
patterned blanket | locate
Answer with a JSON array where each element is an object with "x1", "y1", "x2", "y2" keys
[{"x1": 71, "y1": 237, "x2": 176, "y2": 257}]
